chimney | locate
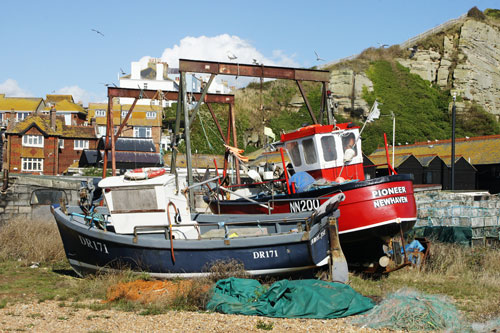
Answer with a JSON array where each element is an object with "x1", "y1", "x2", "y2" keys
[
  {"x1": 156, "y1": 63, "x2": 164, "y2": 81},
  {"x1": 7, "y1": 109, "x2": 16, "y2": 130},
  {"x1": 131, "y1": 61, "x2": 141, "y2": 80},
  {"x1": 50, "y1": 105, "x2": 56, "y2": 130}
]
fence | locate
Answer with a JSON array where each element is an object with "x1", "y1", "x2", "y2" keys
[{"x1": 321, "y1": 13, "x2": 467, "y2": 69}]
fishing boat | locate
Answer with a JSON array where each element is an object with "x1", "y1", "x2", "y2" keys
[
  {"x1": 51, "y1": 172, "x2": 345, "y2": 278},
  {"x1": 205, "y1": 123, "x2": 417, "y2": 265},
  {"x1": 50, "y1": 62, "x2": 353, "y2": 280}
]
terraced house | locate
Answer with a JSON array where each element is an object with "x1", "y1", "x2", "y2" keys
[
  {"x1": 87, "y1": 102, "x2": 163, "y2": 151},
  {"x1": 3, "y1": 107, "x2": 97, "y2": 175}
]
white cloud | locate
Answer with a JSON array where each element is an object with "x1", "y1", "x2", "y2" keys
[
  {"x1": 134, "y1": 35, "x2": 299, "y2": 87},
  {"x1": 159, "y1": 34, "x2": 298, "y2": 68},
  {"x1": 56, "y1": 86, "x2": 106, "y2": 106},
  {"x1": 0, "y1": 79, "x2": 32, "y2": 97}
]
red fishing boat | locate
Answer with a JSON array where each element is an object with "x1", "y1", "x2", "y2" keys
[{"x1": 205, "y1": 123, "x2": 417, "y2": 266}]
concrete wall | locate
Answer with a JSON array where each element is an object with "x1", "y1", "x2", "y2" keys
[{"x1": 0, "y1": 174, "x2": 85, "y2": 224}]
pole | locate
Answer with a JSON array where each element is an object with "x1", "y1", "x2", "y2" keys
[
  {"x1": 181, "y1": 72, "x2": 194, "y2": 208},
  {"x1": 392, "y1": 111, "x2": 395, "y2": 167},
  {"x1": 451, "y1": 93, "x2": 456, "y2": 191},
  {"x1": 170, "y1": 82, "x2": 183, "y2": 174},
  {"x1": 280, "y1": 148, "x2": 291, "y2": 194}
]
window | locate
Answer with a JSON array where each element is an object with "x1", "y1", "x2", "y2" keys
[
  {"x1": 22, "y1": 158, "x2": 43, "y2": 172},
  {"x1": 321, "y1": 136, "x2": 337, "y2": 162},
  {"x1": 146, "y1": 111, "x2": 157, "y2": 119},
  {"x1": 341, "y1": 132, "x2": 357, "y2": 157},
  {"x1": 302, "y1": 139, "x2": 317, "y2": 165},
  {"x1": 58, "y1": 139, "x2": 64, "y2": 149},
  {"x1": 96, "y1": 125, "x2": 107, "y2": 137},
  {"x1": 285, "y1": 141, "x2": 302, "y2": 167},
  {"x1": 74, "y1": 140, "x2": 89, "y2": 150},
  {"x1": 134, "y1": 126, "x2": 152, "y2": 138},
  {"x1": 95, "y1": 109, "x2": 106, "y2": 117},
  {"x1": 16, "y1": 112, "x2": 30, "y2": 121},
  {"x1": 121, "y1": 111, "x2": 128, "y2": 118},
  {"x1": 22, "y1": 135, "x2": 44, "y2": 148},
  {"x1": 30, "y1": 189, "x2": 67, "y2": 205}
]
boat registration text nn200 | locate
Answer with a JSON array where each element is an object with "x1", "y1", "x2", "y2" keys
[{"x1": 289, "y1": 199, "x2": 320, "y2": 213}]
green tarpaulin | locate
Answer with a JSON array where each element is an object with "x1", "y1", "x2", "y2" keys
[
  {"x1": 408, "y1": 226, "x2": 472, "y2": 246},
  {"x1": 206, "y1": 278, "x2": 374, "y2": 319}
]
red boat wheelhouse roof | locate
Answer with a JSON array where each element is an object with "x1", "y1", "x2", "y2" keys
[{"x1": 280, "y1": 123, "x2": 359, "y2": 142}]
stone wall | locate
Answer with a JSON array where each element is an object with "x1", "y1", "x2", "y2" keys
[{"x1": 0, "y1": 174, "x2": 84, "y2": 224}]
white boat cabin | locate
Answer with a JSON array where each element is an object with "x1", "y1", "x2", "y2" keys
[
  {"x1": 280, "y1": 123, "x2": 365, "y2": 182},
  {"x1": 98, "y1": 173, "x2": 198, "y2": 238}
]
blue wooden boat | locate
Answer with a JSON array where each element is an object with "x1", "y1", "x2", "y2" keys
[{"x1": 51, "y1": 173, "x2": 344, "y2": 278}]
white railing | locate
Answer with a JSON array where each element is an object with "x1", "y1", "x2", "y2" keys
[
  {"x1": 320, "y1": 13, "x2": 467, "y2": 69},
  {"x1": 399, "y1": 14, "x2": 467, "y2": 49}
]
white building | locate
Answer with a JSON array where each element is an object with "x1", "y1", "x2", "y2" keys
[{"x1": 118, "y1": 58, "x2": 232, "y2": 107}]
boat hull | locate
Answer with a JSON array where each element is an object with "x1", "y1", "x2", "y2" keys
[
  {"x1": 52, "y1": 207, "x2": 332, "y2": 278},
  {"x1": 207, "y1": 174, "x2": 417, "y2": 264}
]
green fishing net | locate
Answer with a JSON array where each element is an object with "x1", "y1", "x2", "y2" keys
[{"x1": 351, "y1": 288, "x2": 469, "y2": 331}]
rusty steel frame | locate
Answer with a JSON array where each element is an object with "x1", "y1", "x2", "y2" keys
[
  {"x1": 102, "y1": 60, "x2": 332, "y2": 205},
  {"x1": 102, "y1": 87, "x2": 235, "y2": 177},
  {"x1": 179, "y1": 59, "x2": 330, "y2": 82},
  {"x1": 177, "y1": 59, "x2": 332, "y2": 189}
]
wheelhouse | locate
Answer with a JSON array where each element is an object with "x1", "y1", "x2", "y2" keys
[{"x1": 281, "y1": 124, "x2": 365, "y2": 182}]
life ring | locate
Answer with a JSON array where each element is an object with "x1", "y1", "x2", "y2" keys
[{"x1": 124, "y1": 167, "x2": 167, "y2": 180}]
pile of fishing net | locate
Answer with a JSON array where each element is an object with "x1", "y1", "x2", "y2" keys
[{"x1": 351, "y1": 288, "x2": 468, "y2": 331}]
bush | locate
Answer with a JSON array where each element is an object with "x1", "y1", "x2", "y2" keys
[
  {"x1": 484, "y1": 8, "x2": 500, "y2": 20},
  {"x1": 467, "y1": 6, "x2": 486, "y2": 20}
]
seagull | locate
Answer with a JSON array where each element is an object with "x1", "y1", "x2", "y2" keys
[
  {"x1": 252, "y1": 59, "x2": 260, "y2": 65},
  {"x1": 227, "y1": 51, "x2": 237, "y2": 61},
  {"x1": 314, "y1": 51, "x2": 325, "y2": 61},
  {"x1": 377, "y1": 42, "x2": 389, "y2": 48},
  {"x1": 100, "y1": 82, "x2": 117, "y2": 87},
  {"x1": 120, "y1": 68, "x2": 127, "y2": 75},
  {"x1": 408, "y1": 46, "x2": 418, "y2": 59},
  {"x1": 91, "y1": 28, "x2": 104, "y2": 37}
]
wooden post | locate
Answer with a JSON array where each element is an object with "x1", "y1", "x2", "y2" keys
[{"x1": 328, "y1": 217, "x2": 348, "y2": 283}]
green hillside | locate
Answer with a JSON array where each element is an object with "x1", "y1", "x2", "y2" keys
[{"x1": 361, "y1": 60, "x2": 500, "y2": 153}]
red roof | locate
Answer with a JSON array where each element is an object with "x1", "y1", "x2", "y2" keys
[{"x1": 280, "y1": 123, "x2": 358, "y2": 142}]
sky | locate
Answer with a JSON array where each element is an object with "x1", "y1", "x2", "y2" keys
[{"x1": 1, "y1": 0, "x2": 498, "y2": 105}]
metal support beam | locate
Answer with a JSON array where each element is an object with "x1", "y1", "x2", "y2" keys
[
  {"x1": 181, "y1": 73, "x2": 194, "y2": 208},
  {"x1": 106, "y1": 87, "x2": 234, "y2": 104},
  {"x1": 296, "y1": 80, "x2": 318, "y2": 124},
  {"x1": 319, "y1": 83, "x2": 326, "y2": 124},
  {"x1": 102, "y1": 97, "x2": 112, "y2": 178},
  {"x1": 206, "y1": 103, "x2": 226, "y2": 142},
  {"x1": 115, "y1": 98, "x2": 138, "y2": 139},
  {"x1": 170, "y1": 86, "x2": 183, "y2": 176},
  {"x1": 229, "y1": 103, "x2": 241, "y2": 184},
  {"x1": 189, "y1": 74, "x2": 215, "y2": 125},
  {"x1": 179, "y1": 59, "x2": 330, "y2": 82},
  {"x1": 109, "y1": 98, "x2": 116, "y2": 176}
]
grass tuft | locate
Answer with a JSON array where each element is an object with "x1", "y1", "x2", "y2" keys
[{"x1": 0, "y1": 218, "x2": 65, "y2": 263}]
